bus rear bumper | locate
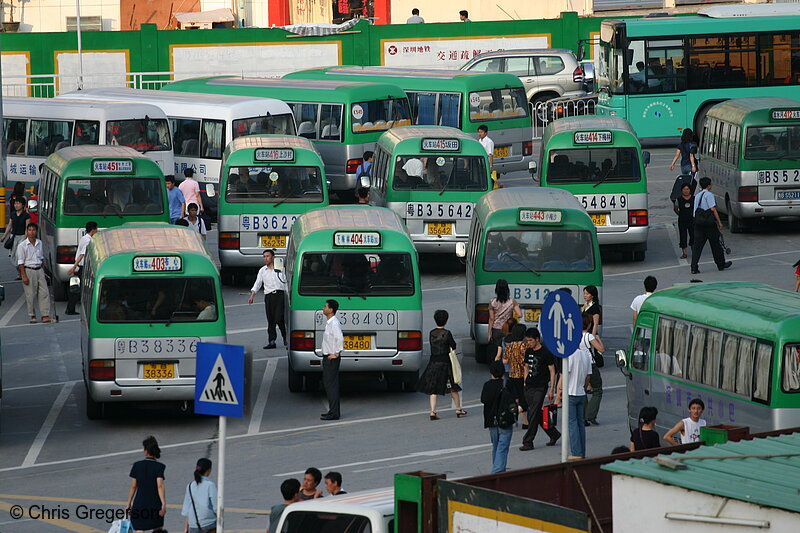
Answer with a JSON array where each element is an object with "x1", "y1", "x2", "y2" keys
[
  {"x1": 412, "y1": 236, "x2": 465, "y2": 253},
  {"x1": 327, "y1": 173, "x2": 357, "y2": 192},
  {"x1": 730, "y1": 201, "x2": 800, "y2": 220},
  {"x1": 495, "y1": 154, "x2": 534, "y2": 175},
  {"x1": 597, "y1": 226, "x2": 648, "y2": 246},
  {"x1": 219, "y1": 249, "x2": 273, "y2": 268},
  {"x1": 85, "y1": 381, "x2": 195, "y2": 402},
  {"x1": 289, "y1": 351, "x2": 422, "y2": 372}
]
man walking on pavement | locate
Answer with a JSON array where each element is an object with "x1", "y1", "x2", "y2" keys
[
  {"x1": 179, "y1": 167, "x2": 204, "y2": 214},
  {"x1": 65, "y1": 221, "x2": 98, "y2": 315},
  {"x1": 557, "y1": 342, "x2": 593, "y2": 460},
  {"x1": 691, "y1": 177, "x2": 732, "y2": 274},
  {"x1": 17, "y1": 222, "x2": 53, "y2": 323},
  {"x1": 519, "y1": 327, "x2": 560, "y2": 451},
  {"x1": 248, "y1": 249, "x2": 287, "y2": 349},
  {"x1": 321, "y1": 299, "x2": 343, "y2": 420},
  {"x1": 165, "y1": 176, "x2": 185, "y2": 224}
]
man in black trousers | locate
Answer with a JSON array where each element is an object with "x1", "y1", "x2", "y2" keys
[
  {"x1": 248, "y1": 249, "x2": 287, "y2": 349},
  {"x1": 691, "y1": 177, "x2": 732, "y2": 274}
]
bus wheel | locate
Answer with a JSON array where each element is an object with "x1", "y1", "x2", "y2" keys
[
  {"x1": 85, "y1": 392, "x2": 105, "y2": 420},
  {"x1": 475, "y1": 343, "x2": 489, "y2": 364},
  {"x1": 220, "y1": 267, "x2": 235, "y2": 286},
  {"x1": 387, "y1": 375, "x2": 403, "y2": 392},
  {"x1": 633, "y1": 249, "x2": 646, "y2": 262},
  {"x1": 53, "y1": 280, "x2": 68, "y2": 302},
  {"x1": 305, "y1": 373, "x2": 321, "y2": 392},
  {"x1": 402, "y1": 371, "x2": 419, "y2": 392},
  {"x1": 727, "y1": 199, "x2": 746, "y2": 233},
  {"x1": 287, "y1": 363, "x2": 303, "y2": 393}
]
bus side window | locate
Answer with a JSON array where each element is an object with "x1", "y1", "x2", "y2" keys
[
  {"x1": 782, "y1": 343, "x2": 800, "y2": 394},
  {"x1": 655, "y1": 317, "x2": 687, "y2": 377},
  {"x1": 631, "y1": 326, "x2": 651, "y2": 371},
  {"x1": 753, "y1": 342, "x2": 772, "y2": 403}
]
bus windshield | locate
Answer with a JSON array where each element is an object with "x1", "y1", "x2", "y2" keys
[
  {"x1": 598, "y1": 44, "x2": 626, "y2": 95},
  {"x1": 469, "y1": 88, "x2": 529, "y2": 122},
  {"x1": 98, "y1": 277, "x2": 217, "y2": 323},
  {"x1": 483, "y1": 230, "x2": 595, "y2": 272},
  {"x1": 351, "y1": 98, "x2": 412, "y2": 133},
  {"x1": 547, "y1": 148, "x2": 641, "y2": 184},
  {"x1": 107, "y1": 119, "x2": 172, "y2": 152},
  {"x1": 745, "y1": 125, "x2": 800, "y2": 159},
  {"x1": 225, "y1": 166, "x2": 323, "y2": 203},
  {"x1": 232, "y1": 114, "x2": 296, "y2": 138},
  {"x1": 393, "y1": 155, "x2": 488, "y2": 191},
  {"x1": 299, "y1": 252, "x2": 414, "y2": 296},
  {"x1": 64, "y1": 177, "x2": 165, "y2": 215}
]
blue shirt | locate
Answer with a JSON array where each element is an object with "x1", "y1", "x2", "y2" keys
[
  {"x1": 694, "y1": 189, "x2": 716, "y2": 211},
  {"x1": 167, "y1": 186, "x2": 185, "y2": 220},
  {"x1": 356, "y1": 160, "x2": 372, "y2": 177},
  {"x1": 181, "y1": 478, "x2": 218, "y2": 530}
]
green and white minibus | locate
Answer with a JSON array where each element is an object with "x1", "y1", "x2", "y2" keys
[
  {"x1": 615, "y1": 282, "x2": 800, "y2": 434},
  {"x1": 284, "y1": 67, "x2": 534, "y2": 175},
  {"x1": 537, "y1": 116, "x2": 650, "y2": 260},
  {"x1": 369, "y1": 126, "x2": 491, "y2": 253},
  {"x1": 162, "y1": 77, "x2": 412, "y2": 197},
  {"x1": 285, "y1": 206, "x2": 422, "y2": 392},
  {"x1": 81, "y1": 222, "x2": 225, "y2": 419},
  {"x1": 457, "y1": 187, "x2": 602, "y2": 362},
  {"x1": 699, "y1": 97, "x2": 800, "y2": 233},
  {"x1": 217, "y1": 135, "x2": 329, "y2": 284},
  {"x1": 38, "y1": 146, "x2": 169, "y2": 300}
]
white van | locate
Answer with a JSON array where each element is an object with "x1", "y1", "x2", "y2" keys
[{"x1": 274, "y1": 488, "x2": 394, "y2": 533}]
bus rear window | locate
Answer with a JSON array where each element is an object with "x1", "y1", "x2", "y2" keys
[
  {"x1": 64, "y1": 177, "x2": 164, "y2": 216},
  {"x1": 782, "y1": 343, "x2": 800, "y2": 393},
  {"x1": 299, "y1": 253, "x2": 414, "y2": 296},
  {"x1": 232, "y1": 114, "x2": 296, "y2": 138},
  {"x1": 483, "y1": 230, "x2": 595, "y2": 272},
  {"x1": 280, "y1": 511, "x2": 372, "y2": 533},
  {"x1": 225, "y1": 166, "x2": 323, "y2": 203},
  {"x1": 393, "y1": 155, "x2": 488, "y2": 191},
  {"x1": 351, "y1": 99, "x2": 412, "y2": 133},
  {"x1": 98, "y1": 277, "x2": 217, "y2": 323},
  {"x1": 107, "y1": 119, "x2": 172, "y2": 152},
  {"x1": 547, "y1": 148, "x2": 641, "y2": 184},
  {"x1": 468, "y1": 88, "x2": 528, "y2": 122},
  {"x1": 744, "y1": 126, "x2": 800, "y2": 159}
]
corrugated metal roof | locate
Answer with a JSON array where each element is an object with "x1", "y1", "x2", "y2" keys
[{"x1": 603, "y1": 433, "x2": 800, "y2": 513}]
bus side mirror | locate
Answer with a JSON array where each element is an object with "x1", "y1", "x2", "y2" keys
[
  {"x1": 577, "y1": 43, "x2": 586, "y2": 62},
  {"x1": 616, "y1": 349, "x2": 631, "y2": 377},
  {"x1": 642, "y1": 151, "x2": 651, "y2": 168},
  {"x1": 274, "y1": 257, "x2": 285, "y2": 271},
  {"x1": 528, "y1": 161, "x2": 537, "y2": 179},
  {"x1": 359, "y1": 176, "x2": 370, "y2": 189},
  {"x1": 0, "y1": 284, "x2": 5, "y2": 304},
  {"x1": 455, "y1": 242, "x2": 466, "y2": 258},
  {"x1": 28, "y1": 199, "x2": 38, "y2": 212},
  {"x1": 206, "y1": 183, "x2": 216, "y2": 198}
]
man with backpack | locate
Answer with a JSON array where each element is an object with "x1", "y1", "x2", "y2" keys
[{"x1": 481, "y1": 361, "x2": 520, "y2": 473}]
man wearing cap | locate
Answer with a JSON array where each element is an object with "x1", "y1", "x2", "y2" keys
[
  {"x1": 65, "y1": 221, "x2": 98, "y2": 315},
  {"x1": 179, "y1": 168, "x2": 204, "y2": 214}
]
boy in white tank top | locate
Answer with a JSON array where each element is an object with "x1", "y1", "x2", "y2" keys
[{"x1": 664, "y1": 398, "x2": 707, "y2": 445}]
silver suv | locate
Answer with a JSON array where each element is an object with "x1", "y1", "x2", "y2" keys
[{"x1": 460, "y1": 49, "x2": 586, "y2": 106}]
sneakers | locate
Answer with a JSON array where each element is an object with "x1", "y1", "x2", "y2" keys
[{"x1": 718, "y1": 261, "x2": 733, "y2": 271}]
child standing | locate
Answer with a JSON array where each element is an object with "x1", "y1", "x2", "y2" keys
[{"x1": 663, "y1": 398, "x2": 707, "y2": 445}]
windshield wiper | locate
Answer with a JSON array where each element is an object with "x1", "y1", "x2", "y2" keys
[
  {"x1": 439, "y1": 171, "x2": 455, "y2": 196},
  {"x1": 337, "y1": 280, "x2": 368, "y2": 300},
  {"x1": 272, "y1": 194, "x2": 291, "y2": 208},
  {"x1": 498, "y1": 251, "x2": 540, "y2": 277},
  {"x1": 592, "y1": 168, "x2": 613, "y2": 188}
]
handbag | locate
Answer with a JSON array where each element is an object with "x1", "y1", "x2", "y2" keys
[
  {"x1": 582, "y1": 332, "x2": 604, "y2": 367},
  {"x1": 108, "y1": 520, "x2": 133, "y2": 533},
  {"x1": 4, "y1": 236, "x2": 13, "y2": 250},
  {"x1": 188, "y1": 481, "x2": 217, "y2": 533},
  {"x1": 694, "y1": 190, "x2": 717, "y2": 228},
  {"x1": 448, "y1": 348, "x2": 462, "y2": 385}
]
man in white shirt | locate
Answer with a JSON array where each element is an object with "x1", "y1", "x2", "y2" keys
[
  {"x1": 320, "y1": 299, "x2": 343, "y2": 420},
  {"x1": 477, "y1": 124, "x2": 495, "y2": 172},
  {"x1": 179, "y1": 168, "x2": 204, "y2": 214},
  {"x1": 556, "y1": 346, "x2": 592, "y2": 459},
  {"x1": 630, "y1": 275, "x2": 657, "y2": 323},
  {"x1": 406, "y1": 8, "x2": 424, "y2": 23},
  {"x1": 17, "y1": 222, "x2": 52, "y2": 323},
  {"x1": 65, "y1": 221, "x2": 98, "y2": 315},
  {"x1": 248, "y1": 249, "x2": 287, "y2": 349}
]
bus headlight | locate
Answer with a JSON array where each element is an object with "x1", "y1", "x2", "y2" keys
[
  {"x1": 397, "y1": 331, "x2": 422, "y2": 351},
  {"x1": 290, "y1": 331, "x2": 315, "y2": 351}
]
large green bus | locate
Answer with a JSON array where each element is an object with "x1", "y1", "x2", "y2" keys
[
  {"x1": 162, "y1": 77, "x2": 411, "y2": 198},
  {"x1": 81, "y1": 223, "x2": 225, "y2": 419},
  {"x1": 699, "y1": 97, "x2": 800, "y2": 233},
  {"x1": 537, "y1": 116, "x2": 649, "y2": 260},
  {"x1": 283, "y1": 66, "x2": 533, "y2": 175},
  {"x1": 369, "y1": 126, "x2": 491, "y2": 253},
  {"x1": 285, "y1": 206, "x2": 422, "y2": 392},
  {"x1": 217, "y1": 135, "x2": 329, "y2": 284},
  {"x1": 38, "y1": 146, "x2": 169, "y2": 300},
  {"x1": 615, "y1": 282, "x2": 800, "y2": 435},
  {"x1": 594, "y1": 4, "x2": 800, "y2": 143},
  {"x1": 457, "y1": 187, "x2": 602, "y2": 362}
]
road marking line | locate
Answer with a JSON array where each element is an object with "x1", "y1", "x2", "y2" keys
[
  {"x1": 0, "y1": 494, "x2": 267, "y2": 514},
  {"x1": 606, "y1": 248, "x2": 800, "y2": 278},
  {"x1": 2, "y1": 318, "x2": 80, "y2": 329},
  {"x1": 605, "y1": 384, "x2": 626, "y2": 390},
  {"x1": 352, "y1": 448, "x2": 489, "y2": 473},
  {"x1": 228, "y1": 327, "x2": 265, "y2": 335},
  {"x1": 0, "y1": 292, "x2": 25, "y2": 328},
  {"x1": 248, "y1": 358, "x2": 277, "y2": 435},
  {"x1": 422, "y1": 285, "x2": 462, "y2": 292},
  {"x1": 22, "y1": 382, "x2": 75, "y2": 468},
  {"x1": 5, "y1": 379, "x2": 80, "y2": 392},
  {"x1": 0, "y1": 499, "x2": 103, "y2": 533}
]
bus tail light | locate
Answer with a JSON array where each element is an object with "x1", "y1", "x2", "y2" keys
[
  {"x1": 738, "y1": 186, "x2": 758, "y2": 202},
  {"x1": 346, "y1": 158, "x2": 363, "y2": 174},
  {"x1": 88, "y1": 360, "x2": 115, "y2": 381},
  {"x1": 522, "y1": 141, "x2": 533, "y2": 156},
  {"x1": 290, "y1": 331, "x2": 315, "y2": 351},
  {"x1": 57, "y1": 245, "x2": 77, "y2": 264},
  {"x1": 219, "y1": 232, "x2": 240, "y2": 249},
  {"x1": 398, "y1": 331, "x2": 422, "y2": 351},
  {"x1": 628, "y1": 210, "x2": 649, "y2": 227},
  {"x1": 475, "y1": 304, "x2": 490, "y2": 324},
  {"x1": 573, "y1": 66, "x2": 584, "y2": 83}
]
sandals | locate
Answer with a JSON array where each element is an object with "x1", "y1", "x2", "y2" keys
[
  {"x1": 30, "y1": 316, "x2": 37, "y2": 323},
  {"x1": 456, "y1": 409, "x2": 468, "y2": 418},
  {"x1": 42, "y1": 317, "x2": 52, "y2": 323},
  {"x1": 429, "y1": 412, "x2": 439, "y2": 420}
]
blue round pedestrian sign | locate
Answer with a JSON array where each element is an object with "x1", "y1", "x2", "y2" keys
[{"x1": 539, "y1": 290, "x2": 582, "y2": 358}]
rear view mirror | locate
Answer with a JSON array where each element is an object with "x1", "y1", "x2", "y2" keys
[
  {"x1": 528, "y1": 161, "x2": 537, "y2": 177},
  {"x1": 206, "y1": 183, "x2": 216, "y2": 198},
  {"x1": 274, "y1": 257, "x2": 285, "y2": 271},
  {"x1": 642, "y1": 151, "x2": 651, "y2": 167},
  {"x1": 27, "y1": 199, "x2": 38, "y2": 212},
  {"x1": 0, "y1": 284, "x2": 5, "y2": 304},
  {"x1": 577, "y1": 44, "x2": 586, "y2": 62},
  {"x1": 455, "y1": 242, "x2": 466, "y2": 258},
  {"x1": 616, "y1": 349, "x2": 631, "y2": 377}
]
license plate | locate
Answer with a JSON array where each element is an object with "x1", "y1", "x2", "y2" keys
[
  {"x1": 406, "y1": 202, "x2": 474, "y2": 220},
  {"x1": 494, "y1": 145, "x2": 510, "y2": 158},
  {"x1": 261, "y1": 235, "x2": 287, "y2": 248},
  {"x1": 115, "y1": 337, "x2": 199, "y2": 356},
  {"x1": 427, "y1": 222, "x2": 453, "y2": 235},
  {"x1": 758, "y1": 169, "x2": 800, "y2": 184},
  {"x1": 143, "y1": 363, "x2": 175, "y2": 380},
  {"x1": 590, "y1": 214, "x2": 608, "y2": 226},
  {"x1": 344, "y1": 335, "x2": 371, "y2": 351},
  {"x1": 776, "y1": 190, "x2": 800, "y2": 200},
  {"x1": 523, "y1": 308, "x2": 541, "y2": 323}
]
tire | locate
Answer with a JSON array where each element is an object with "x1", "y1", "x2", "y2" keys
[
  {"x1": 475, "y1": 343, "x2": 489, "y2": 364},
  {"x1": 633, "y1": 249, "x2": 646, "y2": 262},
  {"x1": 387, "y1": 375, "x2": 403, "y2": 392},
  {"x1": 287, "y1": 363, "x2": 303, "y2": 393},
  {"x1": 305, "y1": 373, "x2": 321, "y2": 392},
  {"x1": 220, "y1": 267, "x2": 235, "y2": 286},
  {"x1": 402, "y1": 371, "x2": 419, "y2": 392},
  {"x1": 85, "y1": 391, "x2": 105, "y2": 420},
  {"x1": 727, "y1": 199, "x2": 745, "y2": 233},
  {"x1": 53, "y1": 280, "x2": 68, "y2": 302}
]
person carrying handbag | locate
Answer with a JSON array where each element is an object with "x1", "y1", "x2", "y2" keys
[
  {"x1": 181, "y1": 458, "x2": 217, "y2": 533},
  {"x1": 690, "y1": 177, "x2": 732, "y2": 275}
]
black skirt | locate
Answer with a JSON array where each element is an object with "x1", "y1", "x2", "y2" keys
[{"x1": 417, "y1": 360, "x2": 461, "y2": 395}]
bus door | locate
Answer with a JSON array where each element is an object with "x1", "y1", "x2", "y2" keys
[{"x1": 626, "y1": 312, "x2": 655, "y2": 430}]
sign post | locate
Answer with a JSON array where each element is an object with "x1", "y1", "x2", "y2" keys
[
  {"x1": 539, "y1": 290, "x2": 581, "y2": 462},
  {"x1": 195, "y1": 342, "x2": 245, "y2": 533}
]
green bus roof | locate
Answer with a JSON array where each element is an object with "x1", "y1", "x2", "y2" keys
[
  {"x1": 377, "y1": 126, "x2": 487, "y2": 154},
  {"x1": 608, "y1": 14, "x2": 800, "y2": 38},
  {"x1": 163, "y1": 77, "x2": 408, "y2": 102},
  {"x1": 640, "y1": 282, "x2": 800, "y2": 339},
  {"x1": 44, "y1": 145, "x2": 162, "y2": 177},
  {"x1": 474, "y1": 186, "x2": 591, "y2": 227},
  {"x1": 90, "y1": 223, "x2": 213, "y2": 269},
  {"x1": 542, "y1": 116, "x2": 640, "y2": 146},
  {"x1": 291, "y1": 206, "x2": 412, "y2": 248},
  {"x1": 284, "y1": 66, "x2": 525, "y2": 92},
  {"x1": 222, "y1": 135, "x2": 323, "y2": 165},
  {"x1": 706, "y1": 97, "x2": 800, "y2": 125}
]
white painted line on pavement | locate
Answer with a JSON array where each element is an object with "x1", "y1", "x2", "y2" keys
[
  {"x1": 606, "y1": 248, "x2": 800, "y2": 278},
  {"x1": 5, "y1": 379, "x2": 80, "y2": 392},
  {"x1": 352, "y1": 448, "x2": 489, "y2": 473},
  {"x1": 422, "y1": 285, "x2": 462, "y2": 292},
  {"x1": 21, "y1": 382, "x2": 75, "y2": 468},
  {"x1": 604, "y1": 384, "x2": 626, "y2": 390},
  {"x1": 2, "y1": 318, "x2": 80, "y2": 329},
  {"x1": 227, "y1": 327, "x2": 265, "y2": 335},
  {"x1": 0, "y1": 292, "x2": 26, "y2": 328},
  {"x1": 247, "y1": 358, "x2": 277, "y2": 435}
]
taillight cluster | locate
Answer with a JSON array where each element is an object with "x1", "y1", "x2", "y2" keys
[
  {"x1": 738, "y1": 186, "x2": 758, "y2": 203},
  {"x1": 57, "y1": 245, "x2": 77, "y2": 264},
  {"x1": 290, "y1": 331, "x2": 315, "y2": 351},
  {"x1": 218, "y1": 232, "x2": 240, "y2": 250},
  {"x1": 346, "y1": 158, "x2": 363, "y2": 174},
  {"x1": 475, "y1": 304, "x2": 490, "y2": 324},
  {"x1": 88, "y1": 360, "x2": 115, "y2": 381},
  {"x1": 522, "y1": 141, "x2": 533, "y2": 156},
  {"x1": 398, "y1": 331, "x2": 422, "y2": 351},
  {"x1": 628, "y1": 210, "x2": 649, "y2": 227},
  {"x1": 573, "y1": 66, "x2": 584, "y2": 83}
]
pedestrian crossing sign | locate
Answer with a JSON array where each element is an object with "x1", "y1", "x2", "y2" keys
[{"x1": 195, "y1": 342, "x2": 245, "y2": 417}]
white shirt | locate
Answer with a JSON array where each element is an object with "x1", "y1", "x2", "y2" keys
[
  {"x1": 197, "y1": 304, "x2": 216, "y2": 321},
  {"x1": 183, "y1": 215, "x2": 207, "y2": 236},
  {"x1": 680, "y1": 417, "x2": 707, "y2": 444},
  {"x1": 250, "y1": 265, "x2": 286, "y2": 294},
  {"x1": 322, "y1": 315, "x2": 344, "y2": 356},
  {"x1": 479, "y1": 135, "x2": 495, "y2": 156},
  {"x1": 566, "y1": 347, "x2": 592, "y2": 396},
  {"x1": 406, "y1": 15, "x2": 425, "y2": 23},
  {"x1": 630, "y1": 292, "x2": 653, "y2": 313},
  {"x1": 74, "y1": 233, "x2": 93, "y2": 268},
  {"x1": 17, "y1": 238, "x2": 44, "y2": 267}
]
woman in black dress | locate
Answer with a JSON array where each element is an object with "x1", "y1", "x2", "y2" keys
[
  {"x1": 418, "y1": 309, "x2": 466, "y2": 420},
  {"x1": 127, "y1": 435, "x2": 167, "y2": 533},
  {"x1": 582, "y1": 285, "x2": 603, "y2": 425},
  {"x1": 630, "y1": 406, "x2": 661, "y2": 451},
  {"x1": 674, "y1": 182, "x2": 695, "y2": 259}
]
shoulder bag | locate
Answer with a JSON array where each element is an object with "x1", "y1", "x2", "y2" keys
[
  {"x1": 694, "y1": 190, "x2": 716, "y2": 228},
  {"x1": 188, "y1": 481, "x2": 217, "y2": 533},
  {"x1": 448, "y1": 348, "x2": 462, "y2": 385},
  {"x1": 3, "y1": 236, "x2": 13, "y2": 250},
  {"x1": 583, "y1": 332, "x2": 604, "y2": 368}
]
